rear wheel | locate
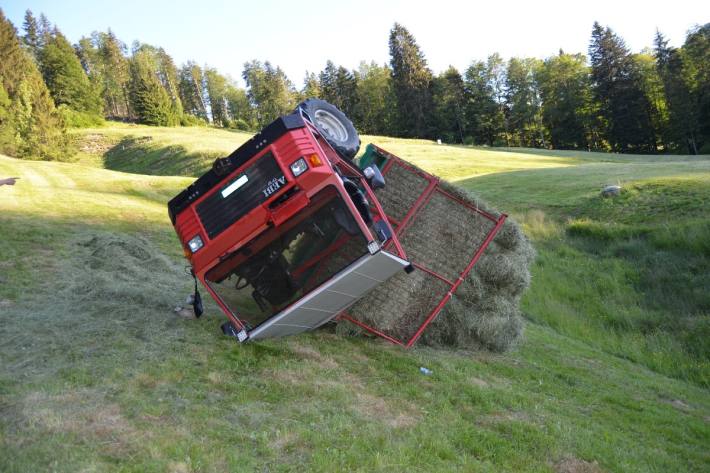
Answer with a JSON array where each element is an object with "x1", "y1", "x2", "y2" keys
[{"x1": 296, "y1": 99, "x2": 360, "y2": 160}]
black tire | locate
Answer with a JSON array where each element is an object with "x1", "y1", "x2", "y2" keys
[{"x1": 296, "y1": 98, "x2": 360, "y2": 160}]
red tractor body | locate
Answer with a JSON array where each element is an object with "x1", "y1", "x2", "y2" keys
[{"x1": 168, "y1": 111, "x2": 409, "y2": 342}]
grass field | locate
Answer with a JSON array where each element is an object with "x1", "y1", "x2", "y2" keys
[{"x1": 1, "y1": 123, "x2": 709, "y2": 471}]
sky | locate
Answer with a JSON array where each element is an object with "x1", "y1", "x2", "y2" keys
[{"x1": 3, "y1": 0, "x2": 708, "y2": 86}]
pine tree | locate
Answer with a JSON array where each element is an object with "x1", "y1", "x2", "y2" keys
[
  {"x1": 99, "y1": 30, "x2": 131, "y2": 118},
  {"x1": 319, "y1": 60, "x2": 338, "y2": 105},
  {"x1": 335, "y1": 66, "x2": 358, "y2": 118},
  {"x1": 0, "y1": 9, "x2": 68, "y2": 160},
  {"x1": 389, "y1": 23, "x2": 433, "y2": 138},
  {"x1": 37, "y1": 13, "x2": 51, "y2": 47},
  {"x1": 243, "y1": 60, "x2": 296, "y2": 127},
  {"x1": 589, "y1": 22, "x2": 656, "y2": 152},
  {"x1": 300, "y1": 71, "x2": 321, "y2": 100},
  {"x1": 37, "y1": 25, "x2": 103, "y2": 117},
  {"x1": 128, "y1": 48, "x2": 175, "y2": 126},
  {"x1": 22, "y1": 10, "x2": 39, "y2": 59}
]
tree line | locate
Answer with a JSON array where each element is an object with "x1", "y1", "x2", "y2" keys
[{"x1": 0, "y1": 8, "x2": 708, "y2": 162}]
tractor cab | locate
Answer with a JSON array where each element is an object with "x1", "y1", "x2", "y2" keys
[{"x1": 168, "y1": 100, "x2": 410, "y2": 342}]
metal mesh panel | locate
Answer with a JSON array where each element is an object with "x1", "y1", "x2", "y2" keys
[
  {"x1": 375, "y1": 161, "x2": 431, "y2": 222},
  {"x1": 399, "y1": 190, "x2": 497, "y2": 281},
  {"x1": 341, "y1": 153, "x2": 505, "y2": 346}
]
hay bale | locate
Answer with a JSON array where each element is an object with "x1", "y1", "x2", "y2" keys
[{"x1": 339, "y1": 158, "x2": 535, "y2": 352}]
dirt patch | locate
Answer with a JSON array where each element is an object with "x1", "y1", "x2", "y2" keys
[
  {"x1": 664, "y1": 398, "x2": 692, "y2": 411},
  {"x1": 167, "y1": 461, "x2": 192, "y2": 473},
  {"x1": 207, "y1": 371, "x2": 227, "y2": 386},
  {"x1": 469, "y1": 377, "x2": 489, "y2": 388},
  {"x1": 0, "y1": 299, "x2": 13, "y2": 308},
  {"x1": 270, "y1": 430, "x2": 298, "y2": 451},
  {"x1": 355, "y1": 392, "x2": 419, "y2": 428},
  {"x1": 554, "y1": 457, "x2": 604, "y2": 473},
  {"x1": 287, "y1": 341, "x2": 339, "y2": 369},
  {"x1": 78, "y1": 134, "x2": 114, "y2": 154},
  {"x1": 22, "y1": 389, "x2": 137, "y2": 455}
]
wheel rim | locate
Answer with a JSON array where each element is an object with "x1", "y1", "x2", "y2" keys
[{"x1": 313, "y1": 109, "x2": 348, "y2": 142}]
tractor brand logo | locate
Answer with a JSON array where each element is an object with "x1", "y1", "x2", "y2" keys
[{"x1": 262, "y1": 176, "x2": 286, "y2": 197}]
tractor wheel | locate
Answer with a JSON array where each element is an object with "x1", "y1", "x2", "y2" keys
[{"x1": 296, "y1": 99, "x2": 360, "y2": 160}]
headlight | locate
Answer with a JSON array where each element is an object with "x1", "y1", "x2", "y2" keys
[
  {"x1": 187, "y1": 235, "x2": 204, "y2": 253},
  {"x1": 290, "y1": 158, "x2": 308, "y2": 177}
]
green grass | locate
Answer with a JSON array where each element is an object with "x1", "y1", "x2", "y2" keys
[
  {"x1": 456, "y1": 164, "x2": 710, "y2": 387},
  {"x1": 1, "y1": 125, "x2": 709, "y2": 471},
  {"x1": 71, "y1": 123, "x2": 710, "y2": 387},
  {"x1": 69, "y1": 122, "x2": 253, "y2": 175}
]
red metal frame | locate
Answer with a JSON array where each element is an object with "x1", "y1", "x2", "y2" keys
[
  {"x1": 173, "y1": 116, "x2": 410, "y2": 335},
  {"x1": 337, "y1": 145, "x2": 507, "y2": 348}
]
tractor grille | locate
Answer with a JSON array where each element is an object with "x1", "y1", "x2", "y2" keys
[{"x1": 196, "y1": 152, "x2": 285, "y2": 239}]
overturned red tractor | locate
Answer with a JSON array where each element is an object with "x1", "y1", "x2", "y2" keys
[{"x1": 168, "y1": 100, "x2": 505, "y2": 346}]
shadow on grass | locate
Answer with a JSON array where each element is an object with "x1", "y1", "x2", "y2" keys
[{"x1": 102, "y1": 137, "x2": 222, "y2": 177}]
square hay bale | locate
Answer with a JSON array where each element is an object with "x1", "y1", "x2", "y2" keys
[{"x1": 339, "y1": 155, "x2": 535, "y2": 352}]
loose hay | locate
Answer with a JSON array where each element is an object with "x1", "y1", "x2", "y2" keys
[{"x1": 339, "y1": 159, "x2": 535, "y2": 352}]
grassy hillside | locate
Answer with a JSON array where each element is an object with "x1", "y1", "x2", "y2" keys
[
  {"x1": 72, "y1": 123, "x2": 710, "y2": 386},
  {"x1": 0, "y1": 125, "x2": 708, "y2": 471}
]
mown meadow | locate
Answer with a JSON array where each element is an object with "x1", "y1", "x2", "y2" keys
[{"x1": 0, "y1": 124, "x2": 708, "y2": 471}]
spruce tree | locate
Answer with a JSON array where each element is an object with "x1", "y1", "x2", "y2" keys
[
  {"x1": 334, "y1": 66, "x2": 358, "y2": 119},
  {"x1": 99, "y1": 30, "x2": 130, "y2": 118},
  {"x1": 589, "y1": 22, "x2": 656, "y2": 152},
  {"x1": 243, "y1": 60, "x2": 296, "y2": 128},
  {"x1": 0, "y1": 9, "x2": 68, "y2": 160},
  {"x1": 128, "y1": 48, "x2": 174, "y2": 126},
  {"x1": 22, "y1": 10, "x2": 39, "y2": 59},
  {"x1": 389, "y1": 23, "x2": 433, "y2": 138},
  {"x1": 300, "y1": 71, "x2": 321, "y2": 100},
  {"x1": 318, "y1": 62, "x2": 358, "y2": 118},
  {"x1": 37, "y1": 26, "x2": 103, "y2": 117},
  {"x1": 318, "y1": 61, "x2": 338, "y2": 105}
]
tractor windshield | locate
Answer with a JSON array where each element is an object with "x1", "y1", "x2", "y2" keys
[{"x1": 204, "y1": 185, "x2": 369, "y2": 329}]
